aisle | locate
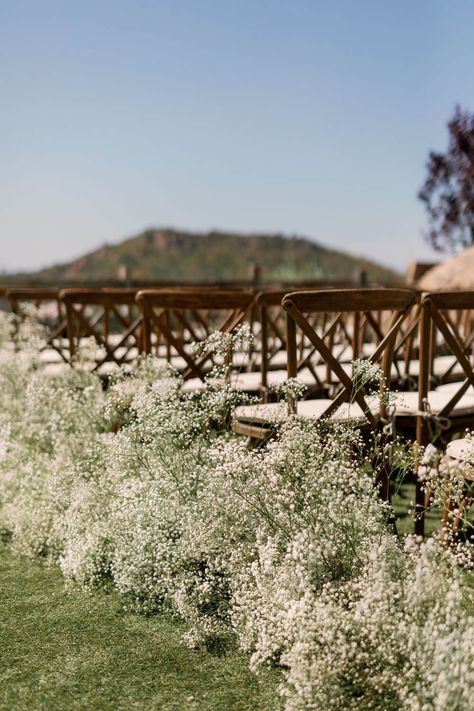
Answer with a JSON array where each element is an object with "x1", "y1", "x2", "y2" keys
[{"x1": 0, "y1": 545, "x2": 278, "y2": 711}]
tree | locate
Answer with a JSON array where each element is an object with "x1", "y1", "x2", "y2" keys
[{"x1": 419, "y1": 106, "x2": 474, "y2": 252}]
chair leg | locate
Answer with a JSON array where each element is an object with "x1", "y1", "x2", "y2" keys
[
  {"x1": 414, "y1": 478, "x2": 425, "y2": 537},
  {"x1": 364, "y1": 427, "x2": 391, "y2": 504},
  {"x1": 442, "y1": 485, "x2": 473, "y2": 542},
  {"x1": 415, "y1": 416, "x2": 429, "y2": 538},
  {"x1": 377, "y1": 457, "x2": 391, "y2": 503}
]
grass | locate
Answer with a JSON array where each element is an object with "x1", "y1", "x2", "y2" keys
[
  {"x1": 392, "y1": 476, "x2": 474, "y2": 537},
  {"x1": 392, "y1": 477, "x2": 442, "y2": 537},
  {"x1": 0, "y1": 545, "x2": 280, "y2": 711},
  {"x1": 3, "y1": 474, "x2": 472, "y2": 711}
]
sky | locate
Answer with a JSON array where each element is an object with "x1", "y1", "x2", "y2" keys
[{"x1": 2, "y1": 0, "x2": 474, "y2": 274}]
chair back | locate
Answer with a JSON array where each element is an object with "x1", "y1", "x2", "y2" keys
[
  {"x1": 60, "y1": 288, "x2": 143, "y2": 371},
  {"x1": 282, "y1": 288, "x2": 417, "y2": 427},
  {"x1": 255, "y1": 287, "x2": 342, "y2": 395},
  {"x1": 7, "y1": 288, "x2": 69, "y2": 362},
  {"x1": 136, "y1": 288, "x2": 256, "y2": 381},
  {"x1": 418, "y1": 291, "x2": 474, "y2": 422}
]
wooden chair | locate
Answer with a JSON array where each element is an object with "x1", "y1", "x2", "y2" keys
[
  {"x1": 405, "y1": 292, "x2": 474, "y2": 535},
  {"x1": 136, "y1": 288, "x2": 256, "y2": 383},
  {"x1": 60, "y1": 288, "x2": 143, "y2": 373},
  {"x1": 233, "y1": 288, "x2": 357, "y2": 398},
  {"x1": 370, "y1": 290, "x2": 474, "y2": 536},
  {"x1": 7, "y1": 288, "x2": 70, "y2": 363},
  {"x1": 233, "y1": 289, "x2": 417, "y2": 448},
  {"x1": 443, "y1": 437, "x2": 474, "y2": 535}
]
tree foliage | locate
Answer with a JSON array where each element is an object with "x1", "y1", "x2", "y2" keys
[{"x1": 419, "y1": 106, "x2": 474, "y2": 252}]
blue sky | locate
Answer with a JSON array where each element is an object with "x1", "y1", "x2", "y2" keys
[{"x1": 2, "y1": 0, "x2": 474, "y2": 273}]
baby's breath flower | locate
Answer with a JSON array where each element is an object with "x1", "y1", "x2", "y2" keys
[{"x1": 1, "y1": 318, "x2": 474, "y2": 710}]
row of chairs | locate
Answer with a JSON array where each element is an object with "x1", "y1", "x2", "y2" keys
[
  {"x1": 1, "y1": 285, "x2": 352, "y2": 379},
  {"x1": 1, "y1": 286, "x2": 256, "y2": 376},
  {"x1": 3, "y1": 287, "x2": 474, "y2": 421},
  {"x1": 232, "y1": 288, "x2": 474, "y2": 536},
  {"x1": 4, "y1": 285, "x2": 474, "y2": 535}
]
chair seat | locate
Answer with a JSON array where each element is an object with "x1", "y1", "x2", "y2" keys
[
  {"x1": 393, "y1": 389, "x2": 474, "y2": 417},
  {"x1": 42, "y1": 363, "x2": 69, "y2": 376},
  {"x1": 37, "y1": 348, "x2": 66, "y2": 364},
  {"x1": 233, "y1": 397, "x2": 379, "y2": 432},
  {"x1": 446, "y1": 438, "x2": 474, "y2": 481},
  {"x1": 266, "y1": 350, "x2": 290, "y2": 369},
  {"x1": 233, "y1": 367, "x2": 318, "y2": 392},
  {"x1": 247, "y1": 362, "x2": 353, "y2": 392},
  {"x1": 433, "y1": 382, "x2": 474, "y2": 396},
  {"x1": 392, "y1": 355, "x2": 464, "y2": 382},
  {"x1": 182, "y1": 365, "x2": 336, "y2": 394}
]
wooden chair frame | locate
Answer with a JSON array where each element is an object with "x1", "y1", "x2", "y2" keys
[
  {"x1": 417, "y1": 292, "x2": 474, "y2": 431},
  {"x1": 256, "y1": 288, "x2": 353, "y2": 400},
  {"x1": 282, "y1": 289, "x2": 418, "y2": 429},
  {"x1": 136, "y1": 289, "x2": 256, "y2": 382},
  {"x1": 7, "y1": 288, "x2": 70, "y2": 362},
  {"x1": 60, "y1": 288, "x2": 143, "y2": 371},
  {"x1": 414, "y1": 291, "x2": 474, "y2": 535}
]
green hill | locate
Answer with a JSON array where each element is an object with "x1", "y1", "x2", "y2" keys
[{"x1": 21, "y1": 229, "x2": 401, "y2": 284}]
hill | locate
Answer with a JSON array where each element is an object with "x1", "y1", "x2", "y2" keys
[{"x1": 20, "y1": 229, "x2": 401, "y2": 284}]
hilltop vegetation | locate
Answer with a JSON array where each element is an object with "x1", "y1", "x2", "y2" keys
[{"x1": 27, "y1": 229, "x2": 400, "y2": 284}]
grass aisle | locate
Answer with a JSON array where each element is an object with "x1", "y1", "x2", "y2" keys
[{"x1": 0, "y1": 546, "x2": 279, "y2": 711}]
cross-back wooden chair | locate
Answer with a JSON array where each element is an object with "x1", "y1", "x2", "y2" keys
[
  {"x1": 233, "y1": 289, "x2": 417, "y2": 450},
  {"x1": 232, "y1": 288, "x2": 353, "y2": 400},
  {"x1": 136, "y1": 288, "x2": 256, "y2": 383},
  {"x1": 6, "y1": 288, "x2": 70, "y2": 363},
  {"x1": 405, "y1": 291, "x2": 474, "y2": 535},
  {"x1": 443, "y1": 437, "x2": 474, "y2": 536},
  {"x1": 398, "y1": 293, "x2": 474, "y2": 442},
  {"x1": 284, "y1": 289, "x2": 416, "y2": 419},
  {"x1": 258, "y1": 287, "x2": 351, "y2": 367},
  {"x1": 135, "y1": 284, "x2": 256, "y2": 365},
  {"x1": 60, "y1": 288, "x2": 143, "y2": 373}
]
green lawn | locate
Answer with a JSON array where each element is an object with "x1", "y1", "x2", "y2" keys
[
  {"x1": 5, "y1": 479, "x2": 473, "y2": 711},
  {"x1": 0, "y1": 546, "x2": 280, "y2": 711},
  {"x1": 392, "y1": 476, "x2": 474, "y2": 537},
  {"x1": 392, "y1": 478, "x2": 442, "y2": 537}
]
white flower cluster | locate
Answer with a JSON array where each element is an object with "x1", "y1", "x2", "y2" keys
[
  {"x1": 1, "y1": 316, "x2": 474, "y2": 709},
  {"x1": 189, "y1": 323, "x2": 253, "y2": 383},
  {"x1": 270, "y1": 377, "x2": 308, "y2": 406},
  {"x1": 351, "y1": 357, "x2": 382, "y2": 401},
  {"x1": 418, "y1": 441, "x2": 473, "y2": 525},
  {"x1": 0, "y1": 309, "x2": 14, "y2": 348}
]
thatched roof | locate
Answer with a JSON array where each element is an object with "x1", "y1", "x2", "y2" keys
[
  {"x1": 405, "y1": 261, "x2": 438, "y2": 286},
  {"x1": 417, "y1": 246, "x2": 474, "y2": 290}
]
